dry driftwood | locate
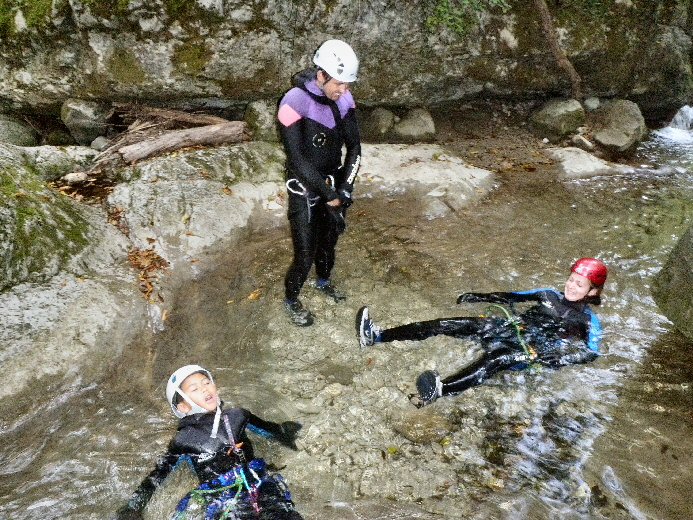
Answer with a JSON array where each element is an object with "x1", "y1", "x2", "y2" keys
[
  {"x1": 113, "y1": 103, "x2": 230, "y2": 127},
  {"x1": 118, "y1": 121, "x2": 249, "y2": 163}
]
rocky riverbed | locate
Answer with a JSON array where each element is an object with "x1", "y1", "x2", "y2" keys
[{"x1": 1, "y1": 109, "x2": 691, "y2": 519}]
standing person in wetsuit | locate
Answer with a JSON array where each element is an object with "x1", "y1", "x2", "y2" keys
[
  {"x1": 115, "y1": 365, "x2": 303, "y2": 520},
  {"x1": 355, "y1": 258, "x2": 608, "y2": 405},
  {"x1": 277, "y1": 39, "x2": 362, "y2": 326}
]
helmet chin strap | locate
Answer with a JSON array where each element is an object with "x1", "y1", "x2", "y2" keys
[
  {"x1": 177, "y1": 391, "x2": 223, "y2": 438},
  {"x1": 210, "y1": 406, "x2": 222, "y2": 439}
]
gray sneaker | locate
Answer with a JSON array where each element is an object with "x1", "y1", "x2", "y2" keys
[
  {"x1": 355, "y1": 306, "x2": 380, "y2": 348},
  {"x1": 284, "y1": 299, "x2": 314, "y2": 327}
]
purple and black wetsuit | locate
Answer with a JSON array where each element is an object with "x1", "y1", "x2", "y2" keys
[{"x1": 277, "y1": 69, "x2": 361, "y2": 302}]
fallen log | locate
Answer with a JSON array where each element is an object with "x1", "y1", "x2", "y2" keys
[
  {"x1": 114, "y1": 103, "x2": 230, "y2": 127},
  {"x1": 118, "y1": 121, "x2": 249, "y2": 163}
]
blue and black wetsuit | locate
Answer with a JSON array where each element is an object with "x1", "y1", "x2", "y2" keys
[
  {"x1": 117, "y1": 407, "x2": 302, "y2": 519},
  {"x1": 277, "y1": 69, "x2": 361, "y2": 301},
  {"x1": 380, "y1": 289, "x2": 602, "y2": 396}
]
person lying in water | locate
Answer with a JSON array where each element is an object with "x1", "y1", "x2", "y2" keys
[
  {"x1": 356, "y1": 258, "x2": 608, "y2": 406},
  {"x1": 115, "y1": 364, "x2": 303, "y2": 520}
]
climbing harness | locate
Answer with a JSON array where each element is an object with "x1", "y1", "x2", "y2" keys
[
  {"x1": 286, "y1": 175, "x2": 336, "y2": 224},
  {"x1": 484, "y1": 304, "x2": 538, "y2": 362},
  {"x1": 173, "y1": 415, "x2": 294, "y2": 519}
]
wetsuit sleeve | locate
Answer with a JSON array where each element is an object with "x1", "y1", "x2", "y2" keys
[
  {"x1": 585, "y1": 306, "x2": 603, "y2": 353},
  {"x1": 457, "y1": 289, "x2": 549, "y2": 305},
  {"x1": 539, "y1": 343, "x2": 599, "y2": 367},
  {"x1": 539, "y1": 305, "x2": 602, "y2": 367},
  {"x1": 337, "y1": 108, "x2": 361, "y2": 194},
  {"x1": 245, "y1": 411, "x2": 302, "y2": 451},
  {"x1": 114, "y1": 448, "x2": 181, "y2": 518},
  {"x1": 278, "y1": 102, "x2": 338, "y2": 202}
]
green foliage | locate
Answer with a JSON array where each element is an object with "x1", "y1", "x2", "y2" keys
[{"x1": 425, "y1": 0, "x2": 511, "y2": 37}]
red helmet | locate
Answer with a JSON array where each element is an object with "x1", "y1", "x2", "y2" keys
[{"x1": 571, "y1": 258, "x2": 608, "y2": 286}]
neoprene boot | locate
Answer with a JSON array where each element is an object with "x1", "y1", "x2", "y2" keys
[{"x1": 284, "y1": 299, "x2": 314, "y2": 327}]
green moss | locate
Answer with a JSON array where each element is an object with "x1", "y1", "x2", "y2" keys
[
  {"x1": 23, "y1": 0, "x2": 53, "y2": 27},
  {"x1": 81, "y1": 0, "x2": 130, "y2": 18},
  {"x1": 172, "y1": 40, "x2": 212, "y2": 76},
  {"x1": 107, "y1": 49, "x2": 147, "y2": 85},
  {"x1": 164, "y1": 0, "x2": 223, "y2": 24},
  {"x1": 1, "y1": 167, "x2": 90, "y2": 289},
  {"x1": 0, "y1": 0, "x2": 15, "y2": 38},
  {"x1": 425, "y1": 0, "x2": 511, "y2": 37}
]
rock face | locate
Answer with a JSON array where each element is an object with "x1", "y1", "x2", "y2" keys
[
  {"x1": 0, "y1": 2, "x2": 691, "y2": 120},
  {"x1": 652, "y1": 224, "x2": 693, "y2": 341},
  {"x1": 0, "y1": 139, "x2": 495, "y2": 421},
  {"x1": 0, "y1": 144, "x2": 94, "y2": 290},
  {"x1": 60, "y1": 98, "x2": 112, "y2": 145},
  {"x1": 0, "y1": 114, "x2": 38, "y2": 146}
]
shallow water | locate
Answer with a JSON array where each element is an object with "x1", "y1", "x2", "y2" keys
[{"x1": 0, "y1": 132, "x2": 691, "y2": 519}]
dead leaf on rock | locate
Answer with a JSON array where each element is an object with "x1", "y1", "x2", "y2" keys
[
  {"x1": 128, "y1": 248, "x2": 169, "y2": 301},
  {"x1": 247, "y1": 289, "x2": 262, "y2": 301}
]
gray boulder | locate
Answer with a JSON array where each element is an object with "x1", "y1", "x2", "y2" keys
[
  {"x1": 652, "y1": 224, "x2": 693, "y2": 341},
  {"x1": 529, "y1": 99, "x2": 585, "y2": 143},
  {"x1": 592, "y1": 99, "x2": 648, "y2": 157},
  {"x1": 0, "y1": 114, "x2": 39, "y2": 146},
  {"x1": 360, "y1": 107, "x2": 396, "y2": 142},
  {"x1": 60, "y1": 98, "x2": 112, "y2": 145},
  {"x1": 0, "y1": 144, "x2": 92, "y2": 290},
  {"x1": 392, "y1": 107, "x2": 435, "y2": 143},
  {"x1": 546, "y1": 146, "x2": 632, "y2": 179}
]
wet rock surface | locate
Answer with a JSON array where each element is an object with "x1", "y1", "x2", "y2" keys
[
  {"x1": 652, "y1": 223, "x2": 693, "y2": 340},
  {"x1": 0, "y1": 114, "x2": 691, "y2": 519}
]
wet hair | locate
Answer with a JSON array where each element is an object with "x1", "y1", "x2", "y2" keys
[
  {"x1": 317, "y1": 68, "x2": 332, "y2": 82},
  {"x1": 291, "y1": 67, "x2": 318, "y2": 87}
]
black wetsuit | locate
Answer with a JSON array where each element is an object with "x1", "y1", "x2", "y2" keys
[
  {"x1": 380, "y1": 289, "x2": 602, "y2": 396},
  {"x1": 117, "y1": 407, "x2": 302, "y2": 519},
  {"x1": 277, "y1": 69, "x2": 361, "y2": 301}
]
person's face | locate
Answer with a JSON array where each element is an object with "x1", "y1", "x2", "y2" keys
[
  {"x1": 177, "y1": 372, "x2": 219, "y2": 414},
  {"x1": 317, "y1": 70, "x2": 350, "y2": 101},
  {"x1": 564, "y1": 272, "x2": 597, "y2": 302}
]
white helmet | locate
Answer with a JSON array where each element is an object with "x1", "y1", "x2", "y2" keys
[
  {"x1": 166, "y1": 364, "x2": 216, "y2": 418},
  {"x1": 313, "y1": 39, "x2": 359, "y2": 83}
]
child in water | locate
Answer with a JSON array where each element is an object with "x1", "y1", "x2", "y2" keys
[
  {"x1": 115, "y1": 365, "x2": 303, "y2": 519},
  {"x1": 356, "y1": 258, "x2": 608, "y2": 406}
]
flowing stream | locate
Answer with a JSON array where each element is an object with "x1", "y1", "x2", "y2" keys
[{"x1": 0, "y1": 121, "x2": 691, "y2": 519}]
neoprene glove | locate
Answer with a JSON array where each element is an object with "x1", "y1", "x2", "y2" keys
[
  {"x1": 276, "y1": 421, "x2": 302, "y2": 450},
  {"x1": 337, "y1": 189, "x2": 353, "y2": 209},
  {"x1": 457, "y1": 292, "x2": 488, "y2": 304}
]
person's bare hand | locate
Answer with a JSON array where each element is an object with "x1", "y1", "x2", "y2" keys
[{"x1": 327, "y1": 199, "x2": 341, "y2": 207}]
